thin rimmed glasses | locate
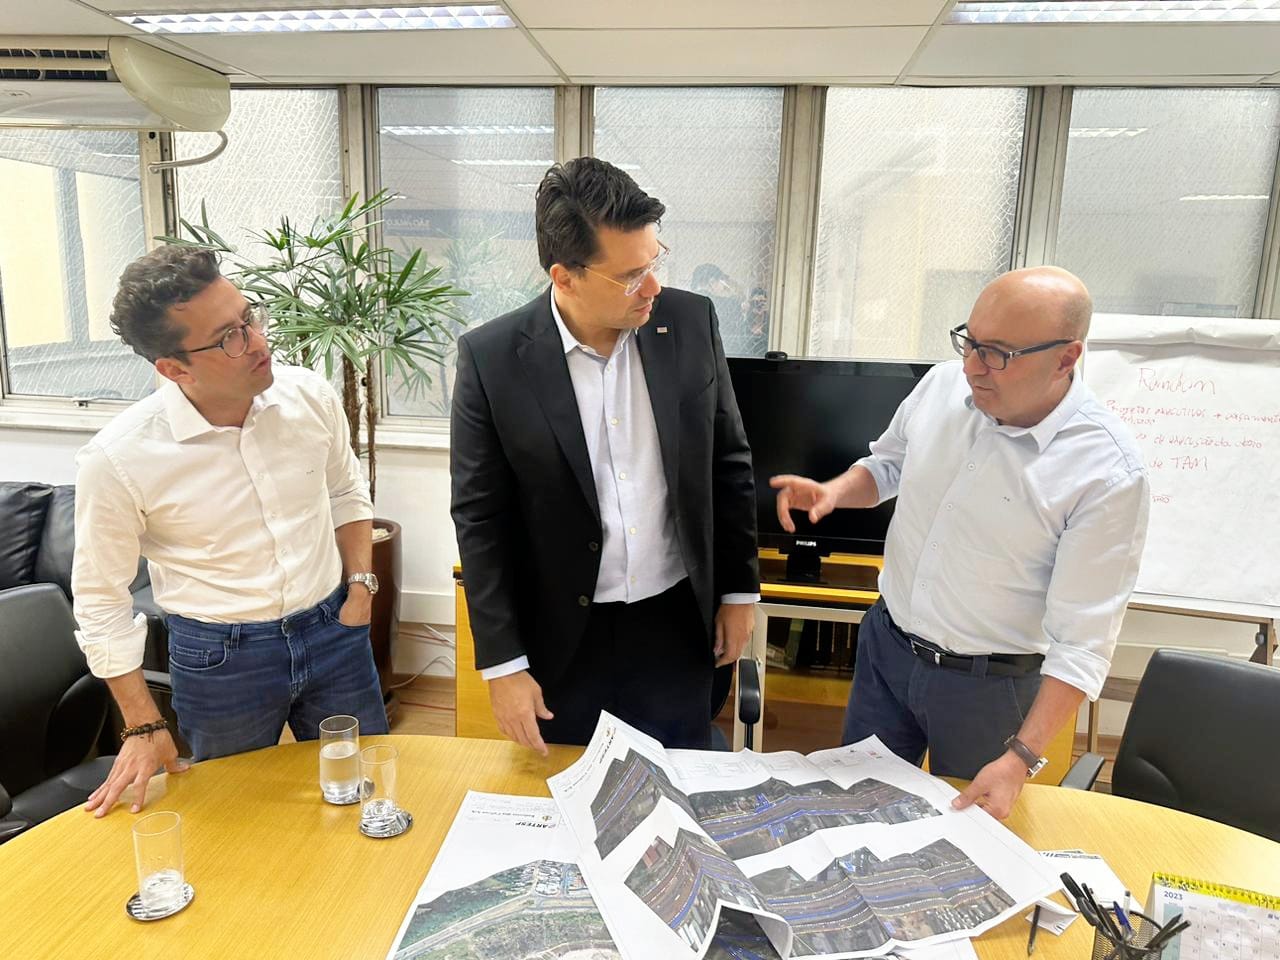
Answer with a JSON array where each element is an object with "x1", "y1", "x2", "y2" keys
[
  {"x1": 582, "y1": 240, "x2": 670, "y2": 296},
  {"x1": 183, "y1": 303, "x2": 269, "y2": 359}
]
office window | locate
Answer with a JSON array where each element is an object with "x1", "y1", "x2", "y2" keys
[
  {"x1": 377, "y1": 87, "x2": 554, "y2": 417},
  {"x1": 1056, "y1": 88, "x2": 1280, "y2": 318},
  {"x1": 175, "y1": 88, "x2": 344, "y2": 257},
  {"x1": 0, "y1": 129, "x2": 153, "y2": 400},
  {"x1": 594, "y1": 87, "x2": 784, "y2": 358},
  {"x1": 809, "y1": 87, "x2": 1027, "y2": 361}
]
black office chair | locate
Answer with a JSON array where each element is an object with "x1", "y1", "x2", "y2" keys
[
  {"x1": 0, "y1": 584, "x2": 118, "y2": 841},
  {"x1": 1062, "y1": 648, "x2": 1280, "y2": 843}
]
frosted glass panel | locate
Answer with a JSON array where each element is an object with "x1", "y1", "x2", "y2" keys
[
  {"x1": 1056, "y1": 88, "x2": 1280, "y2": 318},
  {"x1": 595, "y1": 87, "x2": 784, "y2": 358},
  {"x1": 809, "y1": 87, "x2": 1027, "y2": 361}
]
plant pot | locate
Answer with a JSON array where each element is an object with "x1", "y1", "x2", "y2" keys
[{"x1": 371, "y1": 518, "x2": 402, "y2": 725}]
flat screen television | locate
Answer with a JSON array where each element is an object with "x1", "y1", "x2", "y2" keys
[{"x1": 728, "y1": 356, "x2": 934, "y2": 582}]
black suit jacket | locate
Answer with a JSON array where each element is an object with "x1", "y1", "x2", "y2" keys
[{"x1": 450, "y1": 287, "x2": 759, "y2": 684}]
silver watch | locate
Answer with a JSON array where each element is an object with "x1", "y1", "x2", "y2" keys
[
  {"x1": 347, "y1": 572, "x2": 379, "y2": 595},
  {"x1": 1004, "y1": 735, "x2": 1048, "y2": 779}
]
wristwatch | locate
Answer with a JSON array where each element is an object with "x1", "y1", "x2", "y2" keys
[
  {"x1": 347, "y1": 572, "x2": 379, "y2": 596},
  {"x1": 1004, "y1": 735, "x2": 1048, "y2": 779}
]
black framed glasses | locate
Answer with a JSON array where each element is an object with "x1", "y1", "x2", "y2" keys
[
  {"x1": 949, "y1": 323, "x2": 1074, "y2": 371},
  {"x1": 184, "y1": 304, "x2": 269, "y2": 360}
]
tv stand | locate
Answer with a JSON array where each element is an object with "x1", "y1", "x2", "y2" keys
[{"x1": 783, "y1": 543, "x2": 823, "y2": 583}]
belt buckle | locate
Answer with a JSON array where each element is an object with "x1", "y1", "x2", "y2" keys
[{"x1": 911, "y1": 638, "x2": 941, "y2": 666}]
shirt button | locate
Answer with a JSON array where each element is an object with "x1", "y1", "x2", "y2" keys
[
  {"x1": 919, "y1": 582, "x2": 928, "y2": 590},
  {"x1": 588, "y1": 541, "x2": 600, "y2": 552},
  {"x1": 618, "y1": 471, "x2": 627, "y2": 480},
  {"x1": 629, "y1": 526, "x2": 637, "y2": 535},
  {"x1": 931, "y1": 542, "x2": 939, "y2": 550},
  {"x1": 967, "y1": 463, "x2": 976, "y2": 471},
  {"x1": 578, "y1": 595, "x2": 590, "y2": 607},
  {"x1": 610, "y1": 418, "x2": 619, "y2": 426},
  {"x1": 946, "y1": 503, "x2": 954, "y2": 511}
]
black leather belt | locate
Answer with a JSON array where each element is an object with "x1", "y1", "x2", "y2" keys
[{"x1": 882, "y1": 604, "x2": 1044, "y2": 678}]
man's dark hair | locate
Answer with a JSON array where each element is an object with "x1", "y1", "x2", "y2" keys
[
  {"x1": 534, "y1": 157, "x2": 665, "y2": 272},
  {"x1": 109, "y1": 245, "x2": 222, "y2": 363}
]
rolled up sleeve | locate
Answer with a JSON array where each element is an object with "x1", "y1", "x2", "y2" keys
[
  {"x1": 321, "y1": 378, "x2": 373, "y2": 527},
  {"x1": 1040, "y1": 466, "x2": 1150, "y2": 700},
  {"x1": 71, "y1": 445, "x2": 150, "y2": 678}
]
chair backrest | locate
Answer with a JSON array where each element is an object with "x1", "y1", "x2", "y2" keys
[
  {"x1": 0, "y1": 584, "x2": 109, "y2": 796},
  {"x1": 0, "y1": 482, "x2": 53, "y2": 593},
  {"x1": 1112, "y1": 648, "x2": 1280, "y2": 842}
]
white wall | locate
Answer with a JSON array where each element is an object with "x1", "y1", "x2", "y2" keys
[{"x1": 1, "y1": 422, "x2": 1262, "y2": 735}]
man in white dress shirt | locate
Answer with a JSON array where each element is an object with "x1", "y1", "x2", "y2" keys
[
  {"x1": 771, "y1": 267, "x2": 1149, "y2": 818},
  {"x1": 73, "y1": 246, "x2": 387, "y2": 817}
]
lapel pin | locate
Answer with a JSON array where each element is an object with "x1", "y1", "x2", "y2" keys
[{"x1": 656, "y1": 326, "x2": 668, "y2": 334}]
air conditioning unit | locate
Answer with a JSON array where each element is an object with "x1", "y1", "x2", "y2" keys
[{"x1": 0, "y1": 36, "x2": 229, "y2": 130}]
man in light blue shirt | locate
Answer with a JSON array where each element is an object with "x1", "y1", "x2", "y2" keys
[{"x1": 771, "y1": 267, "x2": 1149, "y2": 819}]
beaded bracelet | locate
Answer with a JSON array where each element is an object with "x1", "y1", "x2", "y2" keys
[{"x1": 120, "y1": 718, "x2": 169, "y2": 742}]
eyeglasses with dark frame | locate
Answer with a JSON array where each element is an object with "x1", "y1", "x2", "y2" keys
[
  {"x1": 949, "y1": 323, "x2": 1075, "y2": 371},
  {"x1": 581, "y1": 240, "x2": 670, "y2": 297},
  {"x1": 182, "y1": 304, "x2": 269, "y2": 360}
]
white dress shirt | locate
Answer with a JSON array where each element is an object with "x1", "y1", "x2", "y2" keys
[
  {"x1": 481, "y1": 289, "x2": 759, "y2": 680},
  {"x1": 857, "y1": 360, "x2": 1149, "y2": 701},
  {"x1": 72, "y1": 365, "x2": 373, "y2": 679}
]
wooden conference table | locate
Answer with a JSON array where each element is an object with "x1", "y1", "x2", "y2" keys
[{"x1": 2, "y1": 735, "x2": 1278, "y2": 960}]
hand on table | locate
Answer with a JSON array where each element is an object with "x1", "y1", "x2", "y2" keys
[
  {"x1": 85, "y1": 729, "x2": 188, "y2": 818},
  {"x1": 951, "y1": 751, "x2": 1029, "y2": 820}
]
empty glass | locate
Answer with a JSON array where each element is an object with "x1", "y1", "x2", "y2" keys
[
  {"x1": 318, "y1": 715, "x2": 360, "y2": 804},
  {"x1": 128, "y1": 811, "x2": 194, "y2": 920},
  {"x1": 358, "y1": 743, "x2": 412, "y2": 838}
]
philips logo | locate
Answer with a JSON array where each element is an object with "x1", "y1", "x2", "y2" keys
[{"x1": 796, "y1": 540, "x2": 818, "y2": 547}]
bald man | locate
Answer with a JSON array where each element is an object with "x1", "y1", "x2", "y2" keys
[{"x1": 771, "y1": 267, "x2": 1149, "y2": 818}]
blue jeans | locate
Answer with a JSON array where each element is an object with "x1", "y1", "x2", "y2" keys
[
  {"x1": 166, "y1": 585, "x2": 389, "y2": 761},
  {"x1": 842, "y1": 600, "x2": 1041, "y2": 779}
]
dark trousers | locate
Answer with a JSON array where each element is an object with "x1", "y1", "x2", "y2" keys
[
  {"x1": 536, "y1": 579, "x2": 714, "y2": 750},
  {"x1": 842, "y1": 600, "x2": 1042, "y2": 779}
]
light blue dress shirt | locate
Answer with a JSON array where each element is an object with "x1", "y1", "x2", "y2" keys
[{"x1": 857, "y1": 360, "x2": 1149, "y2": 701}]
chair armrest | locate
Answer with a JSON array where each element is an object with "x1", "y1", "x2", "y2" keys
[
  {"x1": 142, "y1": 670, "x2": 172, "y2": 695},
  {"x1": 0, "y1": 817, "x2": 30, "y2": 844},
  {"x1": 1059, "y1": 752, "x2": 1106, "y2": 791},
  {"x1": 737, "y1": 658, "x2": 761, "y2": 727}
]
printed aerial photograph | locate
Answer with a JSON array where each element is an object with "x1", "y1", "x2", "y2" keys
[
  {"x1": 625, "y1": 829, "x2": 767, "y2": 950},
  {"x1": 591, "y1": 749, "x2": 697, "y2": 858},
  {"x1": 391, "y1": 859, "x2": 620, "y2": 960},
  {"x1": 688, "y1": 777, "x2": 940, "y2": 860},
  {"x1": 750, "y1": 839, "x2": 1014, "y2": 954}
]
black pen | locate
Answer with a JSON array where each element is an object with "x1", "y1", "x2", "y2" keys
[
  {"x1": 1028, "y1": 903, "x2": 1042, "y2": 955},
  {"x1": 1147, "y1": 918, "x2": 1192, "y2": 952}
]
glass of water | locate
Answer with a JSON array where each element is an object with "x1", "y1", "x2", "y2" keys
[
  {"x1": 359, "y1": 743, "x2": 412, "y2": 838},
  {"x1": 319, "y1": 715, "x2": 360, "y2": 804},
  {"x1": 131, "y1": 811, "x2": 189, "y2": 918}
]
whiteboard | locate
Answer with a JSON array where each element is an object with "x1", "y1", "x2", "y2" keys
[{"x1": 1084, "y1": 314, "x2": 1280, "y2": 608}]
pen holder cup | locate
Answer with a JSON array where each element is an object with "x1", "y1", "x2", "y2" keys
[{"x1": 1090, "y1": 914, "x2": 1168, "y2": 960}]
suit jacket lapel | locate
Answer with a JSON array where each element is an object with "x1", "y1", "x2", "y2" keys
[
  {"x1": 516, "y1": 298, "x2": 601, "y2": 524},
  {"x1": 637, "y1": 303, "x2": 680, "y2": 500}
]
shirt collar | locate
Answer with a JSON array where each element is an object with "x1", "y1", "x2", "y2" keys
[
  {"x1": 162, "y1": 376, "x2": 282, "y2": 442},
  {"x1": 549, "y1": 287, "x2": 631, "y2": 358},
  {"x1": 964, "y1": 368, "x2": 1088, "y2": 453}
]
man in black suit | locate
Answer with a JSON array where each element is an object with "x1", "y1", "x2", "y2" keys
[{"x1": 450, "y1": 157, "x2": 759, "y2": 753}]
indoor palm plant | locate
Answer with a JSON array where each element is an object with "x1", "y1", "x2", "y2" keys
[{"x1": 163, "y1": 190, "x2": 469, "y2": 717}]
